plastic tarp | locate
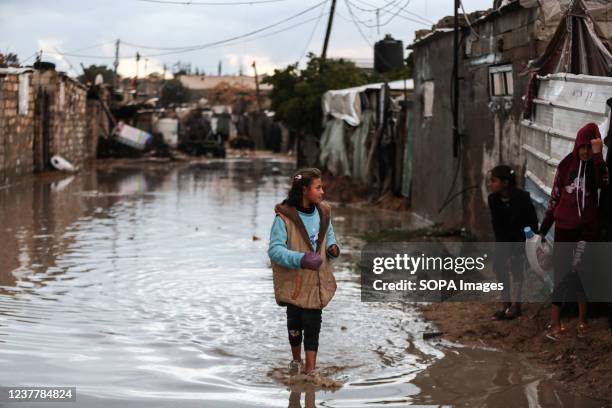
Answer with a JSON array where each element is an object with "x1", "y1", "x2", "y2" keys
[
  {"x1": 322, "y1": 79, "x2": 414, "y2": 127},
  {"x1": 521, "y1": 0, "x2": 612, "y2": 42},
  {"x1": 528, "y1": 0, "x2": 612, "y2": 76},
  {"x1": 351, "y1": 110, "x2": 375, "y2": 183},
  {"x1": 319, "y1": 118, "x2": 351, "y2": 176},
  {"x1": 401, "y1": 109, "x2": 414, "y2": 198}
]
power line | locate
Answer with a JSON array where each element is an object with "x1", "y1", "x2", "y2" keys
[
  {"x1": 344, "y1": 0, "x2": 401, "y2": 24},
  {"x1": 343, "y1": 0, "x2": 372, "y2": 46},
  {"x1": 20, "y1": 52, "x2": 38, "y2": 64},
  {"x1": 349, "y1": 0, "x2": 433, "y2": 25},
  {"x1": 120, "y1": 0, "x2": 327, "y2": 51},
  {"x1": 299, "y1": 3, "x2": 328, "y2": 64},
  {"x1": 64, "y1": 41, "x2": 115, "y2": 54},
  {"x1": 43, "y1": 13, "x2": 326, "y2": 61},
  {"x1": 137, "y1": 0, "x2": 288, "y2": 5},
  {"x1": 42, "y1": 1, "x2": 328, "y2": 61},
  {"x1": 360, "y1": 0, "x2": 414, "y2": 28},
  {"x1": 346, "y1": 0, "x2": 430, "y2": 26}
]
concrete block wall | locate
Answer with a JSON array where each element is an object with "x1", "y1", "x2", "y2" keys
[{"x1": 0, "y1": 72, "x2": 35, "y2": 185}]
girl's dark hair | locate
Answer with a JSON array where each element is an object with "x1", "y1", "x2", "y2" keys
[
  {"x1": 490, "y1": 165, "x2": 517, "y2": 189},
  {"x1": 285, "y1": 168, "x2": 322, "y2": 207}
]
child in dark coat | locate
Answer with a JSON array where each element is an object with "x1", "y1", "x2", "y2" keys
[{"x1": 488, "y1": 165, "x2": 539, "y2": 320}]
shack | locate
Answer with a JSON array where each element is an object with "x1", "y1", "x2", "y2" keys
[
  {"x1": 0, "y1": 64, "x2": 97, "y2": 185},
  {"x1": 409, "y1": 0, "x2": 612, "y2": 238},
  {"x1": 319, "y1": 79, "x2": 414, "y2": 200}
]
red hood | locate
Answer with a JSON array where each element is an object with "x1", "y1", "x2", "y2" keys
[{"x1": 573, "y1": 122, "x2": 601, "y2": 158}]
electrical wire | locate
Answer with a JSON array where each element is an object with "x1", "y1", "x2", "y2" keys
[
  {"x1": 43, "y1": 13, "x2": 326, "y2": 61},
  {"x1": 349, "y1": 0, "x2": 433, "y2": 24},
  {"x1": 346, "y1": 0, "x2": 430, "y2": 27},
  {"x1": 120, "y1": 0, "x2": 327, "y2": 51},
  {"x1": 343, "y1": 0, "x2": 372, "y2": 46},
  {"x1": 20, "y1": 52, "x2": 38, "y2": 64},
  {"x1": 42, "y1": 1, "x2": 328, "y2": 60},
  {"x1": 64, "y1": 41, "x2": 115, "y2": 54},
  {"x1": 368, "y1": 0, "x2": 413, "y2": 27},
  {"x1": 137, "y1": 0, "x2": 288, "y2": 5},
  {"x1": 299, "y1": 1, "x2": 328, "y2": 65}
]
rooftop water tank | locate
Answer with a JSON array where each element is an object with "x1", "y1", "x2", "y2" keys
[{"x1": 374, "y1": 34, "x2": 404, "y2": 74}]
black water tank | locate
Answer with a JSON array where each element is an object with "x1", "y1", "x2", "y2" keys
[
  {"x1": 33, "y1": 61, "x2": 56, "y2": 71},
  {"x1": 374, "y1": 34, "x2": 404, "y2": 74}
]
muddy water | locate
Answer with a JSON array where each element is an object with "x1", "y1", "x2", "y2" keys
[{"x1": 0, "y1": 157, "x2": 604, "y2": 407}]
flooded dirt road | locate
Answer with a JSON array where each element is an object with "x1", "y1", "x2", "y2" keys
[{"x1": 0, "y1": 157, "x2": 606, "y2": 407}]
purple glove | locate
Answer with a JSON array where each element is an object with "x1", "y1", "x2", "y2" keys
[{"x1": 300, "y1": 251, "x2": 322, "y2": 270}]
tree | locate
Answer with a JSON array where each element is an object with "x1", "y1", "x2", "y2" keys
[
  {"x1": 0, "y1": 53, "x2": 19, "y2": 68},
  {"x1": 78, "y1": 64, "x2": 115, "y2": 85},
  {"x1": 263, "y1": 54, "x2": 368, "y2": 136},
  {"x1": 159, "y1": 78, "x2": 191, "y2": 107}
]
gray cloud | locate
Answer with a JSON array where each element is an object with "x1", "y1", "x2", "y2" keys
[{"x1": 1, "y1": 0, "x2": 493, "y2": 76}]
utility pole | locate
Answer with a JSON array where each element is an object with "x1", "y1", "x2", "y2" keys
[
  {"x1": 376, "y1": 8, "x2": 380, "y2": 36},
  {"x1": 321, "y1": 0, "x2": 337, "y2": 60},
  {"x1": 113, "y1": 39, "x2": 120, "y2": 90},
  {"x1": 252, "y1": 61, "x2": 262, "y2": 112},
  {"x1": 452, "y1": 0, "x2": 460, "y2": 157}
]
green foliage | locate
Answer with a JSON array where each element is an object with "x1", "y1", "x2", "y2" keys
[
  {"x1": 263, "y1": 54, "x2": 369, "y2": 135},
  {"x1": 159, "y1": 78, "x2": 191, "y2": 107},
  {"x1": 78, "y1": 64, "x2": 115, "y2": 85},
  {"x1": 0, "y1": 53, "x2": 19, "y2": 68}
]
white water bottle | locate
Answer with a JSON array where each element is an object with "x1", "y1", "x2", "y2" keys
[{"x1": 524, "y1": 227, "x2": 552, "y2": 279}]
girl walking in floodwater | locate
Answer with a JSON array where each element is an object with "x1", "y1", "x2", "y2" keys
[
  {"x1": 268, "y1": 168, "x2": 340, "y2": 379},
  {"x1": 539, "y1": 123, "x2": 609, "y2": 340}
]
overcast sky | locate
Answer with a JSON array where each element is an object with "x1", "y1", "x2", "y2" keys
[{"x1": 0, "y1": 0, "x2": 493, "y2": 77}]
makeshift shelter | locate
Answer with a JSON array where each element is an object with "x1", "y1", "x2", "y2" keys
[
  {"x1": 527, "y1": 0, "x2": 612, "y2": 76},
  {"x1": 319, "y1": 79, "x2": 414, "y2": 199},
  {"x1": 521, "y1": 0, "x2": 612, "y2": 226}
]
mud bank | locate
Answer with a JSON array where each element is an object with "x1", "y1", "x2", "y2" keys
[{"x1": 420, "y1": 302, "x2": 612, "y2": 402}]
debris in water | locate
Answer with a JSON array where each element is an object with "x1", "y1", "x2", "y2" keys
[
  {"x1": 252, "y1": 235, "x2": 260, "y2": 241},
  {"x1": 423, "y1": 331, "x2": 444, "y2": 340}
]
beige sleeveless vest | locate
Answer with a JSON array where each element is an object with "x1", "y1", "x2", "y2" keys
[{"x1": 271, "y1": 201, "x2": 337, "y2": 309}]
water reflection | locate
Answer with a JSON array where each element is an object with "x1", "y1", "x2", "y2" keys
[{"x1": 0, "y1": 157, "x2": 604, "y2": 407}]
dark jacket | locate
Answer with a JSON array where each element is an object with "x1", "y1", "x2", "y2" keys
[
  {"x1": 540, "y1": 123, "x2": 609, "y2": 237},
  {"x1": 488, "y1": 188, "x2": 539, "y2": 242}
]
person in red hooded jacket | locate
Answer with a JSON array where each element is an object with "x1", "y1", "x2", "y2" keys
[{"x1": 539, "y1": 123, "x2": 609, "y2": 340}]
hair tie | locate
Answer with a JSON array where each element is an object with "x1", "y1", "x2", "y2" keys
[{"x1": 294, "y1": 174, "x2": 302, "y2": 180}]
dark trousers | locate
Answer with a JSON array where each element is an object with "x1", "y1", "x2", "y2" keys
[
  {"x1": 551, "y1": 227, "x2": 594, "y2": 306},
  {"x1": 493, "y1": 243, "x2": 525, "y2": 304},
  {"x1": 286, "y1": 304, "x2": 322, "y2": 352}
]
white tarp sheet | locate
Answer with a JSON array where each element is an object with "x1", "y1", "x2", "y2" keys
[
  {"x1": 18, "y1": 73, "x2": 29, "y2": 115},
  {"x1": 319, "y1": 118, "x2": 351, "y2": 176},
  {"x1": 322, "y1": 79, "x2": 414, "y2": 126}
]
